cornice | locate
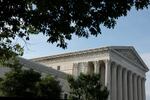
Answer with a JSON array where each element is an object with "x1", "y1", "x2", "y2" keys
[
  {"x1": 30, "y1": 46, "x2": 148, "y2": 72},
  {"x1": 31, "y1": 46, "x2": 134, "y2": 62},
  {"x1": 31, "y1": 46, "x2": 110, "y2": 61}
]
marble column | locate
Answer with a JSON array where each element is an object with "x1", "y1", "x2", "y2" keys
[
  {"x1": 133, "y1": 74, "x2": 138, "y2": 100},
  {"x1": 73, "y1": 63, "x2": 78, "y2": 77},
  {"x1": 104, "y1": 60, "x2": 111, "y2": 100},
  {"x1": 142, "y1": 78, "x2": 146, "y2": 100},
  {"x1": 117, "y1": 66, "x2": 122, "y2": 100},
  {"x1": 138, "y1": 77, "x2": 142, "y2": 100},
  {"x1": 100, "y1": 61, "x2": 105, "y2": 86},
  {"x1": 104, "y1": 60, "x2": 110, "y2": 86},
  {"x1": 83, "y1": 62, "x2": 89, "y2": 74},
  {"x1": 128, "y1": 71, "x2": 133, "y2": 100},
  {"x1": 87, "y1": 62, "x2": 91, "y2": 74},
  {"x1": 94, "y1": 61, "x2": 99, "y2": 74},
  {"x1": 123, "y1": 69, "x2": 128, "y2": 100},
  {"x1": 78, "y1": 62, "x2": 82, "y2": 75},
  {"x1": 111, "y1": 63, "x2": 117, "y2": 100},
  {"x1": 87, "y1": 62, "x2": 94, "y2": 75}
]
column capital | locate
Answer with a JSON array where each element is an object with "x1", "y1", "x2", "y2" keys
[
  {"x1": 132, "y1": 72, "x2": 137, "y2": 76},
  {"x1": 117, "y1": 65, "x2": 122, "y2": 71},
  {"x1": 141, "y1": 77, "x2": 146, "y2": 81},
  {"x1": 112, "y1": 62, "x2": 118, "y2": 69},
  {"x1": 122, "y1": 68, "x2": 128, "y2": 73},
  {"x1": 103, "y1": 59, "x2": 110, "y2": 64},
  {"x1": 128, "y1": 70, "x2": 132, "y2": 74}
]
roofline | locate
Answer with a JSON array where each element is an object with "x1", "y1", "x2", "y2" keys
[
  {"x1": 31, "y1": 46, "x2": 133, "y2": 61},
  {"x1": 30, "y1": 45, "x2": 149, "y2": 71},
  {"x1": 130, "y1": 47, "x2": 149, "y2": 71}
]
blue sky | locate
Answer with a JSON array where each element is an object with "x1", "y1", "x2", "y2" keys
[
  {"x1": 21, "y1": 7, "x2": 150, "y2": 99},
  {"x1": 22, "y1": 7, "x2": 150, "y2": 58}
]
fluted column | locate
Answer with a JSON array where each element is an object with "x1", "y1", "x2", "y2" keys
[
  {"x1": 83, "y1": 62, "x2": 89, "y2": 74},
  {"x1": 138, "y1": 77, "x2": 142, "y2": 100},
  {"x1": 111, "y1": 63, "x2": 117, "y2": 100},
  {"x1": 104, "y1": 60, "x2": 111, "y2": 100},
  {"x1": 105, "y1": 60, "x2": 110, "y2": 86},
  {"x1": 123, "y1": 69, "x2": 128, "y2": 100},
  {"x1": 100, "y1": 61, "x2": 105, "y2": 86},
  {"x1": 142, "y1": 78, "x2": 146, "y2": 100},
  {"x1": 128, "y1": 71, "x2": 133, "y2": 100},
  {"x1": 78, "y1": 62, "x2": 82, "y2": 75},
  {"x1": 117, "y1": 66, "x2": 122, "y2": 100},
  {"x1": 73, "y1": 63, "x2": 78, "y2": 77},
  {"x1": 133, "y1": 74, "x2": 138, "y2": 100},
  {"x1": 94, "y1": 61, "x2": 99, "y2": 74}
]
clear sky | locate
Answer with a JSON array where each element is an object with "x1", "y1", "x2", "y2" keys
[{"x1": 21, "y1": 7, "x2": 150, "y2": 99}]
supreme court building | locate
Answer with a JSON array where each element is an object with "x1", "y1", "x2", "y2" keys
[{"x1": 30, "y1": 46, "x2": 149, "y2": 100}]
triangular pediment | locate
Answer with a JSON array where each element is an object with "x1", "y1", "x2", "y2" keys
[
  {"x1": 110, "y1": 46, "x2": 149, "y2": 71},
  {"x1": 115, "y1": 49, "x2": 143, "y2": 66}
]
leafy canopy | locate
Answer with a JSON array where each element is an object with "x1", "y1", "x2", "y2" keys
[
  {"x1": 0, "y1": 0, "x2": 149, "y2": 62},
  {"x1": 0, "y1": 64, "x2": 61, "y2": 98},
  {"x1": 67, "y1": 73, "x2": 109, "y2": 100}
]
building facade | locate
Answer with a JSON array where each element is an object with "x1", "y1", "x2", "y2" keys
[{"x1": 32, "y1": 46, "x2": 148, "y2": 100}]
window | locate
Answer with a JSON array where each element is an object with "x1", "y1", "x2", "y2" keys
[{"x1": 57, "y1": 66, "x2": 60, "y2": 70}]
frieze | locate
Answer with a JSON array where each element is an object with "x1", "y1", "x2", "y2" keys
[
  {"x1": 35, "y1": 50, "x2": 108, "y2": 64},
  {"x1": 31, "y1": 46, "x2": 148, "y2": 72},
  {"x1": 32, "y1": 47, "x2": 109, "y2": 62}
]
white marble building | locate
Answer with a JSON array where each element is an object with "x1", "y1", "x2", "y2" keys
[{"x1": 31, "y1": 46, "x2": 149, "y2": 100}]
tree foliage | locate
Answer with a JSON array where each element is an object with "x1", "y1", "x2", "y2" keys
[
  {"x1": 1, "y1": 0, "x2": 149, "y2": 44},
  {"x1": 0, "y1": 64, "x2": 61, "y2": 98},
  {"x1": 0, "y1": 0, "x2": 149, "y2": 62},
  {"x1": 36, "y1": 75, "x2": 62, "y2": 98},
  {"x1": 67, "y1": 73, "x2": 109, "y2": 100}
]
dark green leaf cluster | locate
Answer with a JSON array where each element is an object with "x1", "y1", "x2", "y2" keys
[
  {"x1": 0, "y1": 65, "x2": 61, "y2": 98},
  {"x1": 0, "y1": 0, "x2": 149, "y2": 50},
  {"x1": 0, "y1": 0, "x2": 32, "y2": 62},
  {"x1": 67, "y1": 73, "x2": 109, "y2": 100},
  {"x1": 36, "y1": 75, "x2": 62, "y2": 98},
  {"x1": 0, "y1": 42, "x2": 23, "y2": 66},
  {"x1": 0, "y1": 0, "x2": 149, "y2": 66},
  {"x1": 27, "y1": 0, "x2": 150, "y2": 48}
]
